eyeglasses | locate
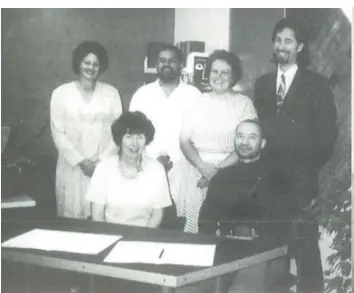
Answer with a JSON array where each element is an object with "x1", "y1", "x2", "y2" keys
[{"x1": 210, "y1": 69, "x2": 232, "y2": 78}]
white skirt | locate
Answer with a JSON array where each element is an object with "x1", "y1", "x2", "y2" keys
[{"x1": 176, "y1": 152, "x2": 229, "y2": 233}]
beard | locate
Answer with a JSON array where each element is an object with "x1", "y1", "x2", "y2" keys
[
  {"x1": 157, "y1": 66, "x2": 180, "y2": 82},
  {"x1": 272, "y1": 51, "x2": 290, "y2": 65},
  {"x1": 235, "y1": 145, "x2": 260, "y2": 161}
]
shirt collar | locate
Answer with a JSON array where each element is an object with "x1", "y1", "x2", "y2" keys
[
  {"x1": 277, "y1": 64, "x2": 298, "y2": 80},
  {"x1": 276, "y1": 64, "x2": 298, "y2": 93}
]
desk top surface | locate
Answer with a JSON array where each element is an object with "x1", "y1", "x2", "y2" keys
[
  {"x1": 1, "y1": 194, "x2": 36, "y2": 209},
  {"x1": 2, "y1": 218, "x2": 287, "y2": 287}
]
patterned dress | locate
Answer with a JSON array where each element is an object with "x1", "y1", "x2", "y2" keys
[
  {"x1": 178, "y1": 92, "x2": 258, "y2": 233},
  {"x1": 50, "y1": 81, "x2": 122, "y2": 218}
]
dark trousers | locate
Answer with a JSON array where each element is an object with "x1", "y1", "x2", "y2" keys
[
  {"x1": 258, "y1": 217, "x2": 324, "y2": 293},
  {"x1": 292, "y1": 221, "x2": 324, "y2": 293}
]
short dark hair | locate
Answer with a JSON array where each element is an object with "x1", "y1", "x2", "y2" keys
[
  {"x1": 236, "y1": 119, "x2": 264, "y2": 138},
  {"x1": 157, "y1": 44, "x2": 184, "y2": 65},
  {"x1": 72, "y1": 41, "x2": 109, "y2": 75},
  {"x1": 205, "y1": 50, "x2": 243, "y2": 87},
  {"x1": 111, "y1": 111, "x2": 155, "y2": 147},
  {"x1": 271, "y1": 17, "x2": 310, "y2": 68}
]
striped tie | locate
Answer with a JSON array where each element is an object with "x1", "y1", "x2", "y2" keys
[{"x1": 276, "y1": 73, "x2": 286, "y2": 112}]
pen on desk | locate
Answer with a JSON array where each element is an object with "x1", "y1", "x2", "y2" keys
[{"x1": 159, "y1": 249, "x2": 164, "y2": 259}]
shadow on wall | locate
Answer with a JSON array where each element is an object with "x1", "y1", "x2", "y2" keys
[
  {"x1": 236, "y1": 53, "x2": 274, "y2": 97},
  {"x1": 229, "y1": 8, "x2": 284, "y2": 100}
]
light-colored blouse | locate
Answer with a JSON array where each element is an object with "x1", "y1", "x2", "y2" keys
[
  {"x1": 86, "y1": 155, "x2": 172, "y2": 226},
  {"x1": 180, "y1": 92, "x2": 258, "y2": 163}
]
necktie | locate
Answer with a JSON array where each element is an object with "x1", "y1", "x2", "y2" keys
[{"x1": 276, "y1": 73, "x2": 286, "y2": 112}]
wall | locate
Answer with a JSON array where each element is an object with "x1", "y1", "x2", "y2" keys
[
  {"x1": 286, "y1": 8, "x2": 351, "y2": 205},
  {"x1": 1, "y1": 8, "x2": 174, "y2": 158},
  {"x1": 174, "y1": 8, "x2": 230, "y2": 52},
  {"x1": 229, "y1": 8, "x2": 284, "y2": 98}
]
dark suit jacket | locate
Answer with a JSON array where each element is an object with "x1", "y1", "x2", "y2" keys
[
  {"x1": 199, "y1": 160, "x2": 266, "y2": 224},
  {"x1": 254, "y1": 68, "x2": 337, "y2": 209},
  {"x1": 198, "y1": 159, "x2": 297, "y2": 236}
]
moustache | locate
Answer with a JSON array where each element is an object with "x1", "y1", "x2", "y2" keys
[
  {"x1": 238, "y1": 145, "x2": 252, "y2": 151},
  {"x1": 276, "y1": 50, "x2": 289, "y2": 55}
]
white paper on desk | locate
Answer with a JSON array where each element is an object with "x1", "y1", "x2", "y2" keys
[
  {"x1": 161, "y1": 243, "x2": 216, "y2": 266},
  {"x1": 104, "y1": 241, "x2": 216, "y2": 266},
  {"x1": 104, "y1": 241, "x2": 165, "y2": 264},
  {"x1": 1, "y1": 229, "x2": 122, "y2": 255}
]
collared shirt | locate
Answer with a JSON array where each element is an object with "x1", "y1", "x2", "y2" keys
[
  {"x1": 129, "y1": 79, "x2": 202, "y2": 163},
  {"x1": 276, "y1": 64, "x2": 298, "y2": 97}
]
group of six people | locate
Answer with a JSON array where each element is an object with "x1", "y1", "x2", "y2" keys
[{"x1": 50, "y1": 17, "x2": 337, "y2": 293}]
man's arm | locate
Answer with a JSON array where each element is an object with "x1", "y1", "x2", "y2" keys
[
  {"x1": 311, "y1": 78, "x2": 338, "y2": 170},
  {"x1": 129, "y1": 86, "x2": 144, "y2": 111}
]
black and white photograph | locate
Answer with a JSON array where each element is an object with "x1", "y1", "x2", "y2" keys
[{"x1": 1, "y1": 7, "x2": 352, "y2": 293}]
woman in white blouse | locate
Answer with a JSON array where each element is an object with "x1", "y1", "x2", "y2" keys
[
  {"x1": 86, "y1": 111, "x2": 172, "y2": 227},
  {"x1": 179, "y1": 50, "x2": 258, "y2": 233},
  {"x1": 50, "y1": 41, "x2": 123, "y2": 219}
]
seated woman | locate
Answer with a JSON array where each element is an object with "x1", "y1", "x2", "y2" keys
[{"x1": 86, "y1": 111, "x2": 172, "y2": 228}]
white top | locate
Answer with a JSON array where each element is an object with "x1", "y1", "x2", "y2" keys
[
  {"x1": 86, "y1": 155, "x2": 172, "y2": 227},
  {"x1": 277, "y1": 64, "x2": 298, "y2": 97},
  {"x1": 51, "y1": 81, "x2": 123, "y2": 166},
  {"x1": 180, "y1": 92, "x2": 258, "y2": 162},
  {"x1": 129, "y1": 80, "x2": 202, "y2": 163}
]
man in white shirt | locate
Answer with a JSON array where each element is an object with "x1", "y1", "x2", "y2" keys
[{"x1": 129, "y1": 45, "x2": 202, "y2": 223}]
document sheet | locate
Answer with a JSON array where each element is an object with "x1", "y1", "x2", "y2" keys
[
  {"x1": 2, "y1": 229, "x2": 122, "y2": 254},
  {"x1": 104, "y1": 241, "x2": 216, "y2": 266}
]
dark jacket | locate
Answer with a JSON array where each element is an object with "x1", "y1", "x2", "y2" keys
[
  {"x1": 254, "y1": 68, "x2": 337, "y2": 208},
  {"x1": 198, "y1": 159, "x2": 297, "y2": 236},
  {"x1": 199, "y1": 161, "x2": 266, "y2": 223}
]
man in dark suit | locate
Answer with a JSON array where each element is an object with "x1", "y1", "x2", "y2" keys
[
  {"x1": 254, "y1": 17, "x2": 338, "y2": 293},
  {"x1": 198, "y1": 119, "x2": 268, "y2": 237},
  {"x1": 199, "y1": 119, "x2": 294, "y2": 293}
]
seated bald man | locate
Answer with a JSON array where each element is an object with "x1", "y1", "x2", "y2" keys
[
  {"x1": 199, "y1": 119, "x2": 293, "y2": 293},
  {"x1": 199, "y1": 119, "x2": 270, "y2": 235}
]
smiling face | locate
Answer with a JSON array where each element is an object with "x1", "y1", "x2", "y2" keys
[
  {"x1": 120, "y1": 132, "x2": 146, "y2": 160},
  {"x1": 79, "y1": 53, "x2": 100, "y2": 82},
  {"x1": 273, "y1": 27, "x2": 304, "y2": 67},
  {"x1": 209, "y1": 59, "x2": 233, "y2": 94},
  {"x1": 235, "y1": 121, "x2": 266, "y2": 163},
  {"x1": 156, "y1": 49, "x2": 182, "y2": 83}
]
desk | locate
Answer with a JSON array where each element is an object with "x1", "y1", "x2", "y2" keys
[
  {"x1": 1, "y1": 194, "x2": 36, "y2": 209},
  {"x1": 2, "y1": 218, "x2": 287, "y2": 293}
]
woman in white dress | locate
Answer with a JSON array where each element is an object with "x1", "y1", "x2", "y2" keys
[
  {"x1": 86, "y1": 111, "x2": 172, "y2": 228},
  {"x1": 179, "y1": 50, "x2": 258, "y2": 233},
  {"x1": 50, "y1": 41, "x2": 123, "y2": 219}
]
